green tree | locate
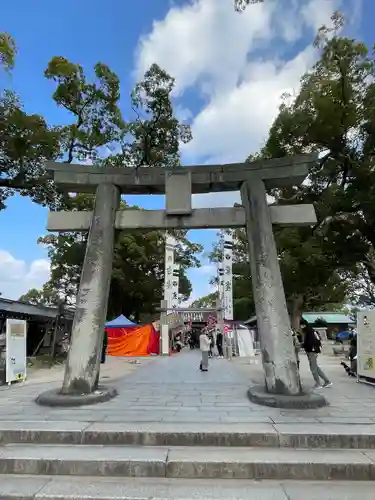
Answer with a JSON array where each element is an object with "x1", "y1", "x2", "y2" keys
[
  {"x1": 264, "y1": 12, "x2": 375, "y2": 282},
  {"x1": 20, "y1": 61, "x2": 200, "y2": 318},
  {"x1": 45, "y1": 56, "x2": 125, "y2": 164},
  {"x1": 191, "y1": 292, "x2": 218, "y2": 309},
  {"x1": 0, "y1": 90, "x2": 62, "y2": 210},
  {"x1": 219, "y1": 13, "x2": 375, "y2": 327},
  {"x1": 19, "y1": 284, "x2": 60, "y2": 307},
  {"x1": 0, "y1": 32, "x2": 17, "y2": 72},
  {"x1": 0, "y1": 36, "x2": 62, "y2": 210},
  {"x1": 106, "y1": 63, "x2": 191, "y2": 169}
]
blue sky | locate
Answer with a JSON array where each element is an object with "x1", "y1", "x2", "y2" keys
[{"x1": 0, "y1": 0, "x2": 372, "y2": 302}]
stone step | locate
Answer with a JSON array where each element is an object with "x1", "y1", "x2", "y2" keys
[
  {"x1": 1, "y1": 421, "x2": 375, "y2": 449},
  {"x1": 1, "y1": 475, "x2": 374, "y2": 500},
  {"x1": 0, "y1": 443, "x2": 375, "y2": 480}
]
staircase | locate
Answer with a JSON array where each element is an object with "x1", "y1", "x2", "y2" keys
[{"x1": 0, "y1": 421, "x2": 374, "y2": 499}]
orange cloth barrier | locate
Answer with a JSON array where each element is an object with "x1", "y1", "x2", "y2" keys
[{"x1": 107, "y1": 324, "x2": 158, "y2": 357}]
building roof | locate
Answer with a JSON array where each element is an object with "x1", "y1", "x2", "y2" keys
[
  {"x1": 302, "y1": 312, "x2": 354, "y2": 324},
  {"x1": 245, "y1": 312, "x2": 354, "y2": 326},
  {"x1": 0, "y1": 297, "x2": 74, "y2": 321}
]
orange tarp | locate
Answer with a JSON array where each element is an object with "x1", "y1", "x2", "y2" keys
[{"x1": 107, "y1": 324, "x2": 157, "y2": 357}]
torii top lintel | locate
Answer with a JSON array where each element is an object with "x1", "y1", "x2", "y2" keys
[{"x1": 46, "y1": 153, "x2": 317, "y2": 195}]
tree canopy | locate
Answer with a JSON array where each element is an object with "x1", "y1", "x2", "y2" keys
[
  {"x1": 8, "y1": 38, "x2": 201, "y2": 315},
  {"x1": 0, "y1": 32, "x2": 17, "y2": 72},
  {"x1": 193, "y1": 13, "x2": 374, "y2": 327}
]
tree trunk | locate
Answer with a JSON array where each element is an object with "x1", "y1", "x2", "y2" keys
[{"x1": 290, "y1": 294, "x2": 304, "y2": 331}]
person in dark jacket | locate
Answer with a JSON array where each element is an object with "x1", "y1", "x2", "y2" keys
[
  {"x1": 216, "y1": 331, "x2": 224, "y2": 358},
  {"x1": 101, "y1": 330, "x2": 108, "y2": 364},
  {"x1": 94, "y1": 331, "x2": 108, "y2": 390},
  {"x1": 301, "y1": 321, "x2": 332, "y2": 389}
]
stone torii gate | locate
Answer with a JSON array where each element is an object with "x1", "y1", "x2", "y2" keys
[{"x1": 36, "y1": 154, "x2": 326, "y2": 408}]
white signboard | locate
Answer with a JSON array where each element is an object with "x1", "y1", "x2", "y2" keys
[
  {"x1": 222, "y1": 233, "x2": 233, "y2": 320},
  {"x1": 357, "y1": 310, "x2": 375, "y2": 383},
  {"x1": 164, "y1": 234, "x2": 176, "y2": 311},
  {"x1": 171, "y1": 263, "x2": 180, "y2": 309},
  {"x1": 6, "y1": 319, "x2": 27, "y2": 384}
]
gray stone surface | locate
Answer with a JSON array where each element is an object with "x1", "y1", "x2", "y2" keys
[
  {"x1": 0, "y1": 350, "x2": 375, "y2": 429},
  {"x1": 47, "y1": 153, "x2": 316, "y2": 194},
  {"x1": 2, "y1": 476, "x2": 374, "y2": 500},
  {"x1": 48, "y1": 205, "x2": 317, "y2": 232},
  {"x1": 241, "y1": 177, "x2": 302, "y2": 396},
  {"x1": 0, "y1": 444, "x2": 168, "y2": 477},
  {"x1": 0, "y1": 444, "x2": 374, "y2": 480},
  {"x1": 275, "y1": 423, "x2": 375, "y2": 449},
  {"x1": 82, "y1": 421, "x2": 278, "y2": 447},
  {"x1": 60, "y1": 183, "x2": 120, "y2": 397},
  {"x1": 283, "y1": 481, "x2": 375, "y2": 500},
  {"x1": 0, "y1": 475, "x2": 288, "y2": 499},
  {"x1": 247, "y1": 385, "x2": 327, "y2": 409},
  {"x1": 36, "y1": 386, "x2": 117, "y2": 407},
  {"x1": 0, "y1": 475, "x2": 49, "y2": 499},
  {"x1": 2, "y1": 420, "x2": 375, "y2": 449},
  {"x1": 166, "y1": 446, "x2": 375, "y2": 480},
  {"x1": 0, "y1": 420, "x2": 88, "y2": 445}
]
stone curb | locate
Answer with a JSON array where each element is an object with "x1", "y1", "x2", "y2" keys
[
  {"x1": 0, "y1": 445, "x2": 374, "y2": 481},
  {"x1": 1, "y1": 423, "x2": 375, "y2": 449},
  {"x1": 1, "y1": 476, "x2": 374, "y2": 500},
  {"x1": 35, "y1": 386, "x2": 118, "y2": 407},
  {"x1": 247, "y1": 385, "x2": 328, "y2": 409}
]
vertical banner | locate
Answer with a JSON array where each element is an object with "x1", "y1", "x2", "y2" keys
[
  {"x1": 222, "y1": 233, "x2": 233, "y2": 320},
  {"x1": 164, "y1": 234, "x2": 176, "y2": 311},
  {"x1": 218, "y1": 262, "x2": 224, "y2": 303},
  {"x1": 171, "y1": 263, "x2": 180, "y2": 309},
  {"x1": 6, "y1": 319, "x2": 27, "y2": 383}
]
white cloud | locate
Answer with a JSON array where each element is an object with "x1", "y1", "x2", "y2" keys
[
  {"x1": 136, "y1": 0, "x2": 342, "y2": 166},
  {"x1": 195, "y1": 264, "x2": 216, "y2": 276},
  {"x1": 0, "y1": 250, "x2": 50, "y2": 300}
]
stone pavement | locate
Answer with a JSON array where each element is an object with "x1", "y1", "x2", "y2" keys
[
  {"x1": 0, "y1": 348, "x2": 374, "y2": 424},
  {"x1": 0, "y1": 350, "x2": 375, "y2": 498}
]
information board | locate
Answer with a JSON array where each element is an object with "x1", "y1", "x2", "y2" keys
[
  {"x1": 6, "y1": 319, "x2": 27, "y2": 384},
  {"x1": 357, "y1": 310, "x2": 375, "y2": 384}
]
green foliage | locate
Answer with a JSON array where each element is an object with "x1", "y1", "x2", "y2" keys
[
  {"x1": 191, "y1": 292, "x2": 218, "y2": 309},
  {"x1": 0, "y1": 90, "x2": 62, "y2": 210},
  {"x1": 106, "y1": 63, "x2": 191, "y2": 169},
  {"x1": 45, "y1": 57, "x2": 125, "y2": 163},
  {"x1": 0, "y1": 32, "x2": 16, "y2": 72},
  {"x1": 234, "y1": 0, "x2": 263, "y2": 12},
  {"x1": 263, "y1": 12, "x2": 375, "y2": 285},
  {"x1": 19, "y1": 285, "x2": 60, "y2": 307},
  {"x1": 16, "y1": 59, "x2": 198, "y2": 317}
]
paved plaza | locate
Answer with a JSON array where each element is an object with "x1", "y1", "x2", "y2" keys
[
  {"x1": 0, "y1": 348, "x2": 373, "y2": 424},
  {"x1": 0, "y1": 349, "x2": 375, "y2": 499}
]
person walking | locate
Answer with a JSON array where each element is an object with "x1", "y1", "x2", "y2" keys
[
  {"x1": 302, "y1": 321, "x2": 332, "y2": 389},
  {"x1": 216, "y1": 330, "x2": 224, "y2": 358},
  {"x1": 199, "y1": 330, "x2": 211, "y2": 372}
]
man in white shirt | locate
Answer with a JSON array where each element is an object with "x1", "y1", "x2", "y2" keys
[{"x1": 199, "y1": 330, "x2": 211, "y2": 371}]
